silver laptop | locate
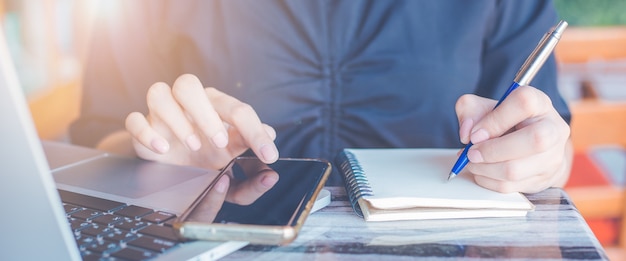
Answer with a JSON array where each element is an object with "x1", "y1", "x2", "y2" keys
[{"x1": 0, "y1": 28, "x2": 248, "y2": 260}]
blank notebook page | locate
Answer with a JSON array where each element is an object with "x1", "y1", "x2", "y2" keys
[{"x1": 349, "y1": 148, "x2": 533, "y2": 210}]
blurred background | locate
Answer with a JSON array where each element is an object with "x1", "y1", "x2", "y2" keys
[
  {"x1": 1, "y1": 0, "x2": 116, "y2": 140},
  {"x1": 1, "y1": 1, "x2": 625, "y2": 260}
]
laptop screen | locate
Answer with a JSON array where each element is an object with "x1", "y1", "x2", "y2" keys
[{"x1": 0, "y1": 28, "x2": 82, "y2": 261}]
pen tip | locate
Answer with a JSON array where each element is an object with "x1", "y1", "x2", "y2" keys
[{"x1": 447, "y1": 172, "x2": 456, "y2": 182}]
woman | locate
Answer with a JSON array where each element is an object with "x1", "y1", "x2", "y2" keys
[{"x1": 70, "y1": 0, "x2": 572, "y2": 192}]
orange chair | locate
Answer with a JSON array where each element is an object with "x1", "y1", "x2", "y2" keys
[
  {"x1": 566, "y1": 99, "x2": 626, "y2": 247},
  {"x1": 557, "y1": 26, "x2": 626, "y2": 255}
]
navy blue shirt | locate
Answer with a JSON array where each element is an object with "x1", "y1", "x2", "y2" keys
[{"x1": 70, "y1": 1, "x2": 570, "y2": 185}]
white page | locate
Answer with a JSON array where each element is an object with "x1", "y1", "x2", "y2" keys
[{"x1": 347, "y1": 148, "x2": 533, "y2": 210}]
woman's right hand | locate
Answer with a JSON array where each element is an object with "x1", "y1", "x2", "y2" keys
[{"x1": 124, "y1": 74, "x2": 279, "y2": 170}]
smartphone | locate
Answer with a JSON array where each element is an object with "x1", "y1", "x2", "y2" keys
[{"x1": 174, "y1": 156, "x2": 331, "y2": 245}]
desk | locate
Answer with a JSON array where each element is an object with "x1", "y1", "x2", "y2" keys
[{"x1": 223, "y1": 187, "x2": 608, "y2": 260}]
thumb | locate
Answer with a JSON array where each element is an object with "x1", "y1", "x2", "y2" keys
[{"x1": 455, "y1": 94, "x2": 497, "y2": 144}]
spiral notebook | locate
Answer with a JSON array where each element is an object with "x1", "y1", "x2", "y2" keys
[{"x1": 336, "y1": 148, "x2": 534, "y2": 221}]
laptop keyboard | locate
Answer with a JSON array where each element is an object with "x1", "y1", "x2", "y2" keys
[{"x1": 59, "y1": 190, "x2": 184, "y2": 261}]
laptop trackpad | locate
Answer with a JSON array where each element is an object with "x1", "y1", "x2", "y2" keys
[
  {"x1": 53, "y1": 155, "x2": 210, "y2": 199},
  {"x1": 52, "y1": 155, "x2": 219, "y2": 214}
]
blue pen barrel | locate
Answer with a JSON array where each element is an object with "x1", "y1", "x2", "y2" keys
[
  {"x1": 495, "y1": 82, "x2": 520, "y2": 107},
  {"x1": 449, "y1": 81, "x2": 519, "y2": 177},
  {"x1": 450, "y1": 142, "x2": 471, "y2": 176}
]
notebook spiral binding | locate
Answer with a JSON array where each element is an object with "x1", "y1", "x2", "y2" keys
[{"x1": 337, "y1": 150, "x2": 373, "y2": 217}]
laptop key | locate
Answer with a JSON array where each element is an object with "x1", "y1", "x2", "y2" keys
[
  {"x1": 101, "y1": 227, "x2": 137, "y2": 243},
  {"x1": 70, "y1": 208, "x2": 104, "y2": 221},
  {"x1": 80, "y1": 223, "x2": 108, "y2": 237},
  {"x1": 69, "y1": 218, "x2": 91, "y2": 232},
  {"x1": 80, "y1": 251, "x2": 101, "y2": 261},
  {"x1": 116, "y1": 218, "x2": 150, "y2": 232},
  {"x1": 58, "y1": 190, "x2": 126, "y2": 212},
  {"x1": 138, "y1": 224, "x2": 180, "y2": 242},
  {"x1": 76, "y1": 235, "x2": 99, "y2": 249},
  {"x1": 163, "y1": 217, "x2": 177, "y2": 227},
  {"x1": 110, "y1": 246, "x2": 157, "y2": 261},
  {"x1": 92, "y1": 213, "x2": 124, "y2": 226},
  {"x1": 141, "y1": 211, "x2": 176, "y2": 224},
  {"x1": 115, "y1": 205, "x2": 154, "y2": 219},
  {"x1": 63, "y1": 203, "x2": 83, "y2": 214},
  {"x1": 84, "y1": 238, "x2": 120, "y2": 254},
  {"x1": 127, "y1": 235, "x2": 177, "y2": 253}
]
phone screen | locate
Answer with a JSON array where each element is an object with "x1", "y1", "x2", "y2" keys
[{"x1": 175, "y1": 156, "x2": 331, "y2": 244}]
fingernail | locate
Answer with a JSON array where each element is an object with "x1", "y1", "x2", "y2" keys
[
  {"x1": 211, "y1": 132, "x2": 228, "y2": 148},
  {"x1": 151, "y1": 138, "x2": 169, "y2": 153},
  {"x1": 261, "y1": 174, "x2": 278, "y2": 188},
  {"x1": 215, "y1": 176, "x2": 228, "y2": 193},
  {"x1": 186, "y1": 134, "x2": 201, "y2": 151},
  {"x1": 459, "y1": 119, "x2": 473, "y2": 144},
  {"x1": 467, "y1": 149, "x2": 484, "y2": 163},
  {"x1": 260, "y1": 144, "x2": 278, "y2": 162},
  {"x1": 470, "y1": 129, "x2": 489, "y2": 144}
]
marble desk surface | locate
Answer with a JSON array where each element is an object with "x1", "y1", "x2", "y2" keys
[{"x1": 222, "y1": 186, "x2": 608, "y2": 260}]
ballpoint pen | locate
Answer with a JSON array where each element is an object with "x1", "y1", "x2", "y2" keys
[{"x1": 447, "y1": 20, "x2": 569, "y2": 181}]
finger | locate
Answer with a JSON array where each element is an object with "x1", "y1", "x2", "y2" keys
[
  {"x1": 468, "y1": 142, "x2": 569, "y2": 194},
  {"x1": 466, "y1": 117, "x2": 561, "y2": 163},
  {"x1": 466, "y1": 149, "x2": 543, "y2": 181},
  {"x1": 187, "y1": 174, "x2": 230, "y2": 222},
  {"x1": 459, "y1": 118, "x2": 474, "y2": 145},
  {"x1": 469, "y1": 86, "x2": 550, "y2": 144},
  {"x1": 472, "y1": 171, "x2": 550, "y2": 194},
  {"x1": 171, "y1": 74, "x2": 229, "y2": 149},
  {"x1": 207, "y1": 88, "x2": 279, "y2": 163},
  {"x1": 146, "y1": 82, "x2": 202, "y2": 151},
  {"x1": 221, "y1": 123, "x2": 277, "y2": 155},
  {"x1": 125, "y1": 112, "x2": 170, "y2": 154},
  {"x1": 263, "y1": 124, "x2": 277, "y2": 141},
  {"x1": 467, "y1": 143, "x2": 568, "y2": 194},
  {"x1": 455, "y1": 94, "x2": 496, "y2": 144},
  {"x1": 227, "y1": 169, "x2": 279, "y2": 205},
  {"x1": 471, "y1": 156, "x2": 564, "y2": 194}
]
